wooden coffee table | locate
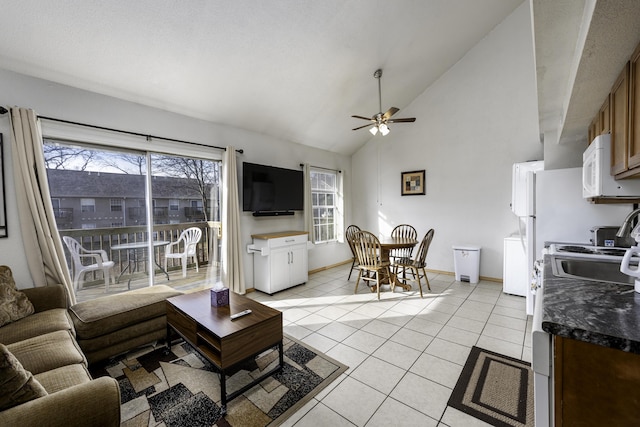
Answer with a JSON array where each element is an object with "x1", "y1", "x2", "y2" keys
[{"x1": 166, "y1": 290, "x2": 283, "y2": 414}]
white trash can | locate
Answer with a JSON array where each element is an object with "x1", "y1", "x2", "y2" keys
[{"x1": 453, "y1": 245, "x2": 481, "y2": 284}]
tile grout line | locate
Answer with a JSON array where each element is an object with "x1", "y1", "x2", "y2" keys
[{"x1": 261, "y1": 268, "x2": 527, "y2": 426}]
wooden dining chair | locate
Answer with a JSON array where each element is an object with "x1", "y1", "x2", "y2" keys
[
  {"x1": 353, "y1": 230, "x2": 393, "y2": 300},
  {"x1": 393, "y1": 229, "x2": 434, "y2": 298},
  {"x1": 390, "y1": 224, "x2": 417, "y2": 263},
  {"x1": 345, "y1": 225, "x2": 361, "y2": 280}
]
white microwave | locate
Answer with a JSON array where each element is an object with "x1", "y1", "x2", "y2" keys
[{"x1": 583, "y1": 134, "x2": 640, "y2": 198}]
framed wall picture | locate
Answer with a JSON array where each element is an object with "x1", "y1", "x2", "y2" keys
[
  {"x1": 0, "y1": 134, "x2": 6, "y2": 238},
  {"x1": 401, "y1": 169, "x2": 425, "y2": 196}
]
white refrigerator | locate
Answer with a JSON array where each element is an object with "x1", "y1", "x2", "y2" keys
[{"x1": 512, "y1": 166, "x2": 631, "y2": 315}]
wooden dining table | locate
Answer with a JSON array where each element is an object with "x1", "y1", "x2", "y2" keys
[{"x1": 378, "y1": 236, "x2": 419, "y2": 291}]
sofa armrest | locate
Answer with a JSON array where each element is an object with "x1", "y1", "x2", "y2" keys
[
  {"x1": 0, "y1": 376, "x2": 120, "y2": 427},
  {"x1": 21, "y1": 285, "x2": 68, "y2": 312}
]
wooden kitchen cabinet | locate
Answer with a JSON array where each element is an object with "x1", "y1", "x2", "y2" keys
[
  {"x1": 588, "y1": 116, "x2": 598, "y2": 143},
  {"x1": 599, "y1": 95, "x2": 610, "y2": 135},
  {"x1": 554, "y1": 336, "x2": 640, "y2": 426},
  {"x1": 629, "y1": 43, "x2": 640, "y2": 170},
  {"x1": 610, "y1": 63, "x2": 630, "y2": 176},
  {"x1": 589, "y1": 40, "x2": 640, "y2": 180},
  {"x1": 589, "y1": 96, "x2": 610, "y2": 143}
]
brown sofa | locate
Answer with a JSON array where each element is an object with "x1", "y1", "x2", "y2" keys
[
  {"x1": 0, "y1": 281, "x2": 120, "y2": 427},
  {"x1": 69, "y1": 285, "x2": 185, "y2": 364},
  {"x1": 0, "y1": 266, "x2": 184, "y2": 427}
]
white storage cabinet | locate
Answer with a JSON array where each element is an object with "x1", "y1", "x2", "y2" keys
[{"x1": 252, "y1": 231, "x2": 309, "y2": 294}]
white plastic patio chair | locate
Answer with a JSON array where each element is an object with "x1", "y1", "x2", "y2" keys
[
  {"x1": 164, "y1": 227, "x2": 202, "y2": 278},
  {"x1": 63, "y1": 235, "x2": 116, "y2": 292}
]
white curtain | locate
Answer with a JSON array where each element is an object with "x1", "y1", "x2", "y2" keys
[
  {"x1": 221, "y1": 146, "x2": 245, "y2": 294},
  {"x1": 336, "y1": 170, "x2": 345, "y2": 243},
  {"x1": 9, "y1": 108, "x2": 74, "y2": 304},
  {"x1": 303, "y1": 163, "x2": 313, "y2": 242}
]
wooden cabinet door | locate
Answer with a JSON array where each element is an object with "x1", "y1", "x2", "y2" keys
[
  {"x1": 588, "y1": 116, "x2": 598, "y2": 143},
  {"x1": 554, "y1": 336, "x2": 640, "y2": 427},
  {"x1": 599, "y1": 94, "x2": 610, "y2": 135},
  {"x1": 590, "y1": 96, "x2": 610, "y2": 144},
  {"x1": 629, "y1": 45, "x2": 640, "y2": 169},
  {"x1": 611, "y1": 63, "x2": 630, "y2": 175}
]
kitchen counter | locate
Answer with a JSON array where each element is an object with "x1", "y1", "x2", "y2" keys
[{"x1": 542, "y1": 255, "x2": 640, "y2": 354}]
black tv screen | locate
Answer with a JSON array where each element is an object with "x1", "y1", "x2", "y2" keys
[{"x1": 242, "y1": 162, "x2": 304, "y2": 212}]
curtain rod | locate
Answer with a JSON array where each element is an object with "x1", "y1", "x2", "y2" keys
[
  {"x1": 36, "y1": 115, "x2": 244, "y2": 154},
  {"x1": 300, "y1": 163, "x2": 341, "y2": 173}
]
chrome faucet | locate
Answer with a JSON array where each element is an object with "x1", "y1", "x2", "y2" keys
[{"x1": 616, "y1": 208, "x2": 640, "y2": 239}]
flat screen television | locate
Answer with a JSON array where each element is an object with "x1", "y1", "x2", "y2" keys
[{"x1": 242, "y1": 162, "x2": 304, "y2": 215}]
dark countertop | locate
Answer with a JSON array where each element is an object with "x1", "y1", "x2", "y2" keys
[{"x1": 542, "y1": 255, "x2": 640, "y2": 354}]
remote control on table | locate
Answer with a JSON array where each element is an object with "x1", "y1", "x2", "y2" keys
[{"x1": 230, "y1": 309, "x2": 252, "y2": 320}]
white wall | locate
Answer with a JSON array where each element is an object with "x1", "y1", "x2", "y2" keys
[
  {"x1": 0, "y1": 69, "x2": 352, "y2": 288},
  {"x1": 352, "y1": 3, "x2": 543, "y2": 279},
  {"x1": 543, "y1": 128, "x2": 586, "y2": 169}
]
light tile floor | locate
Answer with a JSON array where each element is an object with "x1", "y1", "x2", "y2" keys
[{"x1": 247, "y1": 264, "x2": 533, "y2": 427}]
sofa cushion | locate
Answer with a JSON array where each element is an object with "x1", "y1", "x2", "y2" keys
[
  {"x1": 0, "y1": 308, "x2": 74, "y2": 345},
  {"x1": 21, "y1": 285, "x2": 68, "y2": 313},
  {"x1": 0, "y1": 376, "x2": 121, "y2": 427},
  {"x1": 78, "y1": 317, "x2": 167, "y2": 364},
  {"x1": 69, "y1": 285, "x2": 182, "y2": 339},
  {"x1": 76, "y1": 315, "x2": 167, "y2": 353},
  {"x1": 7, "y1": 330, "x2": 86, "y2": 375},
  {"x1": 34, "y1": 364, "x2": 91, "y2": 394},
  {"x1": 0, "y1": 343, "x2": 48, "y2": 411},
  {"x1": 0, "y1": 266, "x2": 34, "y2": 328}
]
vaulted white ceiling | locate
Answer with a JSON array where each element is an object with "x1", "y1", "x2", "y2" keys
[{"x1": 0, "y1": 0, "x2": 523, "y2": 155}]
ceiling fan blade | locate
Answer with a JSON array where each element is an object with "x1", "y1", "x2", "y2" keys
[
  {"x1": 351, "y1": 115, "x2": 374, "y2": 121},
  {"x1": 387, "y1": 117, "x2": 416, "y2": 123},
  {"x1": 382, "y1": 107, "x2": 399, "y2": 120},
  {"x1": 352, "y1": 123, "x2": 374, "y2": 131}
]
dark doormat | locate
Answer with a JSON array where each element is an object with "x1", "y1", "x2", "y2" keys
[{"x1": 447, "y1": 346, "x2": 534, "y2": 427}]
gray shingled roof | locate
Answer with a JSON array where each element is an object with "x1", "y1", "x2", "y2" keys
[{"x1": 47, "y1": 169, "x2": 211, "y2": 199}]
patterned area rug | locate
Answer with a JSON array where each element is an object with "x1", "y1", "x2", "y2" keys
[
  {"x1": 447, "y1": 346, "x2": 534, "y2": 427},
  {"x1": 90, "y1": 335, "x2": 347, "y2": 427}
]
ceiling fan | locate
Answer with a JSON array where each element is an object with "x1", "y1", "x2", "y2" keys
[{"x1": 351, "y1": 68, "x2": 416, "y2": 136}]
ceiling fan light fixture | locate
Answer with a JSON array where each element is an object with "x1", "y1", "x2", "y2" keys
[{"x1": 351, "y1": 68, "x2": 416, "y2": 134}]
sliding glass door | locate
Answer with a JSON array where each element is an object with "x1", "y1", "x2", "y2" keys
[
  {"x1": 149, "y1": 153, "x2": 222, "y2": 281},
  {"x1": 44, "y1": 139, "x2": 222, "y2": 298}
]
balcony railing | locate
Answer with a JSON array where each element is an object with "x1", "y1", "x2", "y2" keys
[
  {"x1": 53, "y1": 208, "x2": 74, "y2": 229},
  {"x1": 128, "y1": 207, "x2": 145, "y2": 220},
  {"x1": 184, "y1": 207, "x2": 205, "y2": 221},
  {"x1": 126, "y1": 206, "x2": 170, "y2": 224},
  {"x1": 60, "y1": 221, "x2": 221, "y2": 287}
]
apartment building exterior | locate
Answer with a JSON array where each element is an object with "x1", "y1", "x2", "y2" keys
[{"x1": 47, "y1": 169, "x2": 216, "y2": 230}]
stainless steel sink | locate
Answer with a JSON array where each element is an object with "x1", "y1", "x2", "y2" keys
[
  {"x1": 549, "y1": 244, "x2": 629, "y2": 257},
  {"x1": 550, "y1": 255, "x2": 635, "y2": 285}
]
